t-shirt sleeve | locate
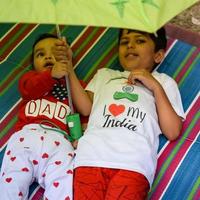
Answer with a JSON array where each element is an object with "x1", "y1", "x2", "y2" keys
[{"x1": 85, "y1": 68, "x2": 104, "y2": 93}]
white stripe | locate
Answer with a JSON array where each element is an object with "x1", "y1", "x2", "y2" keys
[
  {"x1": 71, "y1": 27, "x2": 108, "y2": 69},
  {"x1": 158, "y1": 132, "x2": 200, "y2": 200},
  {"x1": 0, "y1": 24, "x2": 39, "y2": 64},
  {"x1": 0, "y1": 98, "x2": 22, "y2": 123}
]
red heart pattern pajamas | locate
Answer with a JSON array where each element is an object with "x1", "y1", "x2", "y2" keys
[{"x1": 0, "y1": 124, "x2": 74, "y2": 200}]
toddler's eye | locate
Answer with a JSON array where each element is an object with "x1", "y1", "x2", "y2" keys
[{"x1": 36, "y1": 52, "x2": 44, "y2": 57}]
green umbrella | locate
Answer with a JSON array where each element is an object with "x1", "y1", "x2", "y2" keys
[
  {"x1": 0, "y1": 0, "x2": 198, "y2": 33},
  {"x1": 0, "y1": 0, "x2": 198, "y2": 140}
]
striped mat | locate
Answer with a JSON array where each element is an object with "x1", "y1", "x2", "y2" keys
[{"x1": 0, "y1": 23, "x2": 199, "y2": 200}]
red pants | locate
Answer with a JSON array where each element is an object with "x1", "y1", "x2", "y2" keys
[{"x1": 74, "y1": 167, "x2": 149, "y2": 200}]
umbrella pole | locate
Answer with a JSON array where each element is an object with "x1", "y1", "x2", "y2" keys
[
  {"x1": 56, "y1": 25, "x2": 82, "y2": 141},
  {"x1": 56, "y1": 24, "x2": 74, "y2": 114}
]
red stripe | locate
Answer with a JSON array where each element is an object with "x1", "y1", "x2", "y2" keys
[
  {"x1": 0, "y1": 59, "x2": 30, "y2": 93},
  {"x1": 193, "y1": 188, "x2": 200, "y2": 200},
  {"x1": 31, "y1": 187, "x2": 44, "y2": 200},
  {"x1": 0, "y1": 101, "x2": 21, "y2": 131},
  {"x1": 151, "y1": 100, "x2": 199, "y2": 199},
  {"x1": 0, "y1": 24, "x2": 23, "y2": 46},
  {"x1": 0, "y1": 24, "x2": 37, "y2": 62},
  {"x1": 0, "y1": 127, "x2": 17, "y2": 148},
  {"x1": 72, "y1": 27, "x2": 106, "y2": 65},
  {"x1": 156, "y1": 98, "x2": 199, "y2": 171},
  {"x1": 151, "y1": 122, "x2": 199, "y2": 199},
  {"x1": 72, "y1": 27, "x2": 105, "y2": 50},
  {"x1": 166, "y1": 38, "x2": 176, "y2": 50},
  {"x1": 85, "y1": 45, "x2": 118, "y2": 82},
  {"x1": 175, "y1": 48, "x2": 200, "y2": 83}
]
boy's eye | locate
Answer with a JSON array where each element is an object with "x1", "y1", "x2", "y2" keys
[
  {"x1": 120, "y1": 40, "x2": 129, "y2": 45},
  {"x1": 136, "y1": 39, "x2": 146, "y2": 44}
]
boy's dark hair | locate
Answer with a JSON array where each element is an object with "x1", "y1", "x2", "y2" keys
[
  {"x1": 118, "y1": 27, "x2": 167, "y2": 52},
  {"x1": 31, "y1": 33, "x2": 58, "y2": 64}
]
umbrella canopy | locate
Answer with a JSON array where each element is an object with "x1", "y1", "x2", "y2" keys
[{"x1": 0, "y1": 0, "x2": 198, "y2": 33}]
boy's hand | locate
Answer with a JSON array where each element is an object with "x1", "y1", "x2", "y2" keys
[{"x1": 128, "y1": 69, "x2": 161, "y2": 92}]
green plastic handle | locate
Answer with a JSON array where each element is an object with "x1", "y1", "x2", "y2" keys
[{"x1": 66, "y1": 113, "x2": 82, "y2": 141}]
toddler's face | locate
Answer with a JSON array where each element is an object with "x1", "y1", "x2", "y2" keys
[
  {"x1": 118, "y1": 29, "x2": 163, "y2": 72},
  {"x1": 33, "y1": 38, "x2": 57, "y2": 72}
]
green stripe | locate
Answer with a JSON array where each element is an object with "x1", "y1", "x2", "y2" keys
[
  {"x1": 0, "y1": 24, "x2": 29, "y2": 55},
  {"x1": 0, "y1": 116, "x2": 17, "y2": 139},
  {"x1": 105, "y1": 54, "x2": 118, "y2": 68},
  {"x1": 179, "y1": 53, "x2": 200, "y2": 87},
  {"x1": 150, "y1": 113, "x2": 199, "y2": 194},
  {"x1": 83, "y1": 39, "x2": 117, "y2": 82},
  {"x1": 0, "y1": 26, "x2": 56, "y2": 94},
  {"x1": 0, "y1": 64, "x2": 30, "y2": 97},
  {"x1": 172, "y1": 48, "x2": 195, "y2": 79},
  {"x1": 187, "y1": 176, "x2": 200, "y2": 200},
  {"x1": 73, "y1": 27, "x2": 101, "y2": 57}
]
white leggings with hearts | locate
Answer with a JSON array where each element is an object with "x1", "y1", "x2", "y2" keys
[{"x1": 0, "y1": 124, "x2": 74, "y2": 200}]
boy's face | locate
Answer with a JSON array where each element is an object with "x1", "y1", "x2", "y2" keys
[
  {"x1": 33, "y1": 38, "x2": 57, "y2": 72},
  {"x1": 118, "y1": 29, "x2": 164, "y2": 72}
]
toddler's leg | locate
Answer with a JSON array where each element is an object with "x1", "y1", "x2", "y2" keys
[
  {"x1": 38, "y1": 131, "x2": 74, "y2": 200},
  {"x1": 0, "y1": 131, "x2": 35, "y2": 200}
]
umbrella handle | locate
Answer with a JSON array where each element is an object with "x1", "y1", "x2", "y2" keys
[
  {"x1": 56, "y1": 24, "x2": 74, "y2": 114},
  {"x1": 65, "y1": 75, "x2": 74, "y2": 114}
]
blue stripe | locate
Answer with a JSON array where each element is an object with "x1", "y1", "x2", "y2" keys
[{"x1": 161, "y1": 136, "x2": 200, "y2": 200}]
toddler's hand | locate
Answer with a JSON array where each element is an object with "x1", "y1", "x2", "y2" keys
[
  {"x1": 53, "y1": 37, "x2": 73, "y2": 61},
  {"x1": 51, "y1": 62, "x2": 70, "y2": 79},
  {"x1": 53, "y1": 37, "x2": 73, "y2": 73}
]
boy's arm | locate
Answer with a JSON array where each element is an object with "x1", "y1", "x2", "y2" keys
[
  {"x1": 53, "y1": 38, "x2": 92, "y2": 116},
  {"x1": 153, "y1": 85, "x2": 182, "y2": 141},
  {"x1": 129, "y1": 69, "x2": 183, "y2": 141}
]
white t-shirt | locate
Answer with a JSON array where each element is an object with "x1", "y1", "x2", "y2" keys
[{"x1": 75, "y1": 68, "x2": 185, "y2": 186}]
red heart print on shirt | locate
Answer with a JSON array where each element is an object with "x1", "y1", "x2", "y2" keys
[{"x1": 109, "y1": 104, "x2": 125, "y2": 116}]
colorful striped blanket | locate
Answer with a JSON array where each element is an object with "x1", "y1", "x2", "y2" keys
[{"x1": 0, "y1": 23, "x2": 199, "y2": 200}]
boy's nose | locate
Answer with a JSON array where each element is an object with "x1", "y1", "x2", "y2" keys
[{"x1": 127, "y1": 41, "x2": 135, "y2": 49}]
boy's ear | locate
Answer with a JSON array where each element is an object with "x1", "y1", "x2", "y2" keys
[{"x1": 154, "y1": 49, "x2": 165, "y2": 63}]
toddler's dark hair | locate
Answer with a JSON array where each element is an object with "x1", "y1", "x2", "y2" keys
[
  {"x1": 31, "y1": 33, "x2": 58, "y2": 64},
  {"x1": 118, "y1": 27, "x2": 167, "y2": 52}
]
